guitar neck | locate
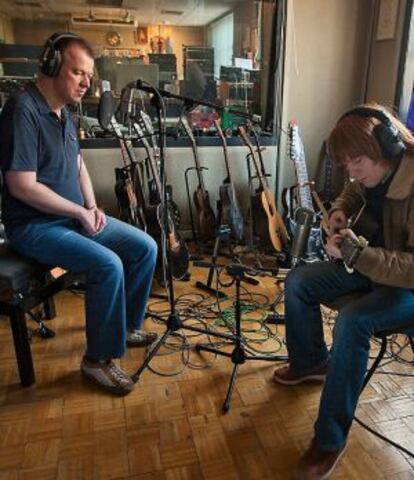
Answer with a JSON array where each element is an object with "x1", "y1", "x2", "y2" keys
[
  {"x1": 296, "y1": 170, "x2": 314, "y2": 211},
  {"x1": 213, "y1": 120, "x2": 232, "y2": 182},
  {"x1": 288, "y1": 121, "x2": 315, "y2": 212},
  {"x1": 239, "y1": 126, "x2": 268, "y2": 191},
  {"x1": 183, "y1": 120, "x2": 206, "y2": 192},
  {"x1": 133, "y1": 122, "x2": 163, "y2": 197},
  {"x1": 251, "y1": 128, "x2": 267, "y2": 178}
]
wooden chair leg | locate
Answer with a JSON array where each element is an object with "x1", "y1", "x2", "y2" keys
[
  {"x1": 42, "y1": 272, "x2": 56, "y2": 320},
  {"x1": 9, "y1": 307, "x2": 35, "y2": 387}
]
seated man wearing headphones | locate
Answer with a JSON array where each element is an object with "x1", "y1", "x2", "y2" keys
[
  {"x1": 0, "y1": 33, "x2": 158, "y2": 395},
  {"x1": 273, "y1": 104, "x2": 414, "y2": 479}
]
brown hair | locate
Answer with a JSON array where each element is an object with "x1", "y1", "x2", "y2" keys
[{"x1": 327, "y1": 102, "x2": 414, "y2": 166}]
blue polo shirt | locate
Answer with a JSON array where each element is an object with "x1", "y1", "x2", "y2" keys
[{"x1": 0, "y1": 83, "x2": 84, "y2": 229}]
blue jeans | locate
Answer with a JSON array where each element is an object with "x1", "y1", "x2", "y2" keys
[
  {"x1": 6, "y1": 216, "x2": 157, "y2": 361},
  {"x1": 284, "y1": 261, "x2": 414, "y2": 451}
]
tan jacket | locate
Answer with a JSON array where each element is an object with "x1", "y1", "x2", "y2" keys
[{"x1": 331, "y1": 153, "x2": 414, "y2": 289}]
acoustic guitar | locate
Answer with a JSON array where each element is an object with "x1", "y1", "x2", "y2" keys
[
  {"x1": 181, "y1": 117, "x2": 216, "y2": 241},
  {"x1": 238, "y1": 125, "x2": 289, "y2": 252},
  {"x1": 133, "y1": 119, "x2": 189, "y2": 280}
]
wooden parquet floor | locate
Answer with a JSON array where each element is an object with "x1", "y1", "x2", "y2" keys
[{"x1": 0, "y1": 266, "x2": 413, "y2": 480}]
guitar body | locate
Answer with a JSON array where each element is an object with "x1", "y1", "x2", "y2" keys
[
  {"x1": 260, "y1": 189, "x2": 288, "y2": 252},
  {"x1": 238, "y1": 124, "x2": 289, "y2": 253},
  {"x1": 219, "y1": 183, "x2": 244, "y2": 242},
  {"x1": 114, "y1": 167, "x2": 145, "y2": 229},
  {"x1": 148, "y1": 180, "x2": 181, "y2": 227},
  {"x1": 156, "y1": 205, "x2": 189, "y2": 280},
  {"x1": 145, "y1": 204, "x2": 189, "y2": 280},
  {"x1": 250, "y1": 192, "x2": 272, "y2": 247},
  {"x1": 193, "y1": 186, "x2": 216, "y2": 241},
  {"x1": 133, "y1": 117, "x2": 189, "y2": 280},
  {"x1": 286, "y1": 213, "x2": 328, "y2": 263}
]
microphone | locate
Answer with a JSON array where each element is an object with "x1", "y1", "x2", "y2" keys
[
  {"x1": 290, "y1": 207, "x2": 314, "y2": 267},
  {"x1": 97, "y1": 90, "x2": 115, "y2": 130}
]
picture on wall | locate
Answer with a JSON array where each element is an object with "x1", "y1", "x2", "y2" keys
[{"x1": 135, "y1": 26, "x2": 148, "y2": 45}]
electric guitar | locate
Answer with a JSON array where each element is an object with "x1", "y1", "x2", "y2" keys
[
  {"x1": 133, "y1": 120, "x2": 189, "y2": 280},
  {"x1": 214, "y1": 118, "x2": 244, "y2": 242},
  {"x1": 139, "y1": 111, "x2": 181, "y2": 227},
  {"x1": 238, "y1": 125, "x2": 289, "y2": 252},
  {"x1": 285, "y1": 120, "x2": 327, "y2": 262},
  {"x1": 181, "y1": 117, "x2": 216, "y2": 241},
  {"x1": 111, "y1": 119, "x2": 147, "y2": 230}
]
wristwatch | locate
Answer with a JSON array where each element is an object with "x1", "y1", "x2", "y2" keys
[{"x1": 340, "y1": 235, "x2": 368, "y2": 273}]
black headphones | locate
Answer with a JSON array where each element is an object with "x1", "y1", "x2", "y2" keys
[
  {"x1": 340, "y1": 106, "x2": 406, "y2": 159},
  {"x1": 39, "y1": 31, "x2": 81, "y2": 77}
]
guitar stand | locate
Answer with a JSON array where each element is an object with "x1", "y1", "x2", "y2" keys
[
  {"x1": 194, "y1": 224, "x2": 231, "y2": 299},
  {"x1": 265, "y1": 288, "x2": 285, "y2": 325},
  {"x1": 184, "y1": 165, "x2": 209, "y2": 249},
  {"x1": 195, "y1": 197, "x2": 259, "y2": 298},
  {"x1": 195, "y1": 263, "x2": 288, "y2": 412}
]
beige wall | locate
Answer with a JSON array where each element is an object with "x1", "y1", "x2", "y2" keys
[
  {"x1": 12, "y1": 20, "x2": 204, "y2": 79},
  {"x1": 0, "y1": 13, "x2": 14, "y2": 43},
  {"x1": 278, "y1": 0, "x2": 376, "y2": 198},
  {"x1": 365, "y1": 0, "x2": 410, "y2": 107}
]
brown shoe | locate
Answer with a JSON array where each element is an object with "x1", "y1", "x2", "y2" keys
[
  {"x1": 126, "y1": 329, "x2": 158, "y2": 347},
  {"x1": 273, "y1": 362, "x2": 327, "y2": 385},
  {"x1": 81, "y1": 356, "x2": 135, "y2": 395},
  {"x1": 294, "y1": 438, "x2": 346, "y2": 479}
]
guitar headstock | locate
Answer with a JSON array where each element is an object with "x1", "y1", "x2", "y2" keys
[
  {"x1": 140, "y1": 111, "x2": 154, "y2": 135},
  {"x1": 288, "y1": 120, "x2": 305, "y2": 168},
  {"x1": 181, "y1": 116, "x2": 196, "y2": 144},
  {"x1": 214, "y1": 118, "x2": 227, "y2": 143},
  {"x1": 238, "y1": 124, "x2": 255, "y2": 152}
]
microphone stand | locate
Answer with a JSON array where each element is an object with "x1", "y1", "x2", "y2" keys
[
  {"x1": 130, "y1": 83, "x2": 288, "y2": 394},
  {"x1": 131, "y1": 83, "x2": 215, "y2": 382},
  {"x1": 195, "y1": 262, "x2": 288, "y2": 412}
]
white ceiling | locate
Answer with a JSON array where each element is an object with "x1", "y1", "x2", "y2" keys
[{"x1": 0, "y1": 0, "x2": 245, "y2": 26}]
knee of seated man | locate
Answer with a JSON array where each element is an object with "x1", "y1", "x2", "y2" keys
[
  {"x1": 146, "y1": 235, "x2": 158, "y2": 258},
  {"x1": 334, "y1": 307, "x2": 371, "y2": 339},
  {"x1": 98, "y1": 251, "x2": 124, "y2": 277},
  {"x1": 285, "y1": 265, "x2": 317, "y2": 298}
]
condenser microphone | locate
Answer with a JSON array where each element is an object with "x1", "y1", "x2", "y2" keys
[
  {"x1": 290, "y1": 207, "x2": 314, "y2": 267},
  {"x1": 97, "y1": 90, "x2": 115, "y2": 130}
]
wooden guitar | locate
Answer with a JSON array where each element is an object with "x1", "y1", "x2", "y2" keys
[
  {"x1": 181, "y1": 117, "x2": 216, "y2": 241},
  {"x1": 214, "y1": 118, "x2": 244, "y2": 242},
  {"x1": 238, "y1": 125, "x2": 288, "y2": 252},
  {"x1": 133, "y1": 120, "x2": 189, "y2": 280}
]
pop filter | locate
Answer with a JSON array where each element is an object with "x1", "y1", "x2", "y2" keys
[{"x1": 97, "y1": 90, "x2": 114, "y2": 130}]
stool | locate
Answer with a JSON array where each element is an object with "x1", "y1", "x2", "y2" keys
[{"x1": 0, "y1": 242, "x2": 79, "y2": 387}]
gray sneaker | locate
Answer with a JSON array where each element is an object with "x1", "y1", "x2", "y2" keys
[
  {"x1": 81, "y1": 356, "x2": 135, "y2": 395},
  {"x1": 126, "y1": 329, "x2": 158, "y2": 348}
]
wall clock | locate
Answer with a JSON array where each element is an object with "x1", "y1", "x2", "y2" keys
[{"x1": 106, "y1": 31, "x2": 121, "y2": 47}]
